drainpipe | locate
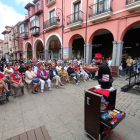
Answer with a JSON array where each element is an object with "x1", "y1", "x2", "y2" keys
[
  {"x1": 85, "y1": 0, "x2": 88, "y2": 63},
  {"x1": 62, "y1": 0, "x2": 64, "y2": 59},
  {"x1": 42, "y1": 0, "x2": 45, "y2": 60}
]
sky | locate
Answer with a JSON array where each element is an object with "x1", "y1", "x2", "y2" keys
[{"x1": 0, "y1": 0, "x2": 33, "y2": 39}]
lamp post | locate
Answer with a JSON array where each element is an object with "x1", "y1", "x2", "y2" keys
[{"x1": 56, "y1": 0, "x2": 64, "y2": 59}]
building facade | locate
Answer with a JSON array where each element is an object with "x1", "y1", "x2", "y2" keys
[
  {"x1": 0, "y1": 39, "x2": 3, "y2": 59},
  {"x1": 20, "y1": 0, "x2": 140, "y2": 67},
  {"x1": 1, "y1": 26, "x2": 12, "y2": 59}
]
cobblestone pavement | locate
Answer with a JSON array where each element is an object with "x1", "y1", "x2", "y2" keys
[{"x1": 0, "y1": 77, "x2": 140, "y2": 140}]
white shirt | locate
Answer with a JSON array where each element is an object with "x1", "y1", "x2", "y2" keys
[
  {"x1": 119, "y1": 65, "x2": 123, "y2": 71},
  {"x1": 64, "y1": 66, "x2": 69, "y2": 71},
  {"x1": 4, "y1": 68, "x2": 13, "y2": 76},
  {"x1": 56, "y1": 66, "x2": 62, "y2": 71},
  {"x1": 108, "y1": 60, "x2": 112, "y2": 67}
]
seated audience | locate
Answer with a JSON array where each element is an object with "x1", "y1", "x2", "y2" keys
[
  {"x1": 25, "y1": 66, "x2": 41, "y2": 94},
  {"x1": 10, "y1": 67, "x2": 24, "y2": 98},
  {"x1": 73, "y1": 63, "x2": 86, "y2": 82},
  {"x1": 56, "y1": 62, "x2": 62, "y2": 73},
  {"x1": 67, "y1": 63, "x2": 79, "y2": 85},
  {"x1": 4, "y1": 63, "x2": 13, "y2": 90},
  {"x1": 37, "y1": 63, "x2": 52, "y2": 92},
  {"x1": 61, "y1": 62, "x2": 65, "y2": 67},
  {"x1": 34, "y1": 62, "x2": 40, "y2": 75},
  {"x1": 59, "y1": 67, "x2": 67, "y2": 83},
  {"x1": 19, "y1": 63, "x2": 26, "y2": 81},
  {"x1": 49, "y1": 64, "x2": 64, "y2": 88},
  {"x1": 31, "y1": 63, "x2": 35, "y2": 71},
  {"x1": 64, "y1": 63, "x2": 69, "y2": 72}
]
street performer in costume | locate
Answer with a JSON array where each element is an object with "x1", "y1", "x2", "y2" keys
[{"x1": 83, "y1": 53, "x2": 113, "y2": 85}]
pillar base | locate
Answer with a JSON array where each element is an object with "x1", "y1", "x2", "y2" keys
[{"x1": 111, "y1": 66, "x2": 118, "y2": 77}]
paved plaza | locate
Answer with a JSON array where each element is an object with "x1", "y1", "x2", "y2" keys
[{"x1": 0, "y1": 77, "x2": 140, "y2": 140}]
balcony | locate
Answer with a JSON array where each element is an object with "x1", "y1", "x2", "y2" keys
[
  {"x1": 46, "y1": 0, "x2": 56, "y2": 7},
  {"x1": 67, "y1": 11, "x2": 83, "y2": 29},
  {"x1": 126, "y1": 0, "x2": 140, "y2": 12},
  {"x1": 21, "y1": 32, "x2": 28, "y2": 39},
  {"x1": 3, "y1": 40, "x2": 8, "y2": 44},
  {"x1": 14, "y1": 32, "x2": 19, "y2": 40},
  {"x1": 30, "y1": 18, "x2": 40, "y2": 36},
  {"x1": 89, "y1": 0, "x2": 112, "y2": 23},
  {"x1": 44, "y1": 17, "x2": 58, "y2": 32}
]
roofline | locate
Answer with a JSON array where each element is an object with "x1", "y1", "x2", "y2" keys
[
  {"x1": 24, "y1": 2, "x2": 35, "y2": 10},
  {"x1": 33, "y1": 0, "x2": 39, "y2": 4}
]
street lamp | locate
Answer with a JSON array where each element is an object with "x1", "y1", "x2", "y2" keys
[{"x1": 56, "y1": 0, "x2": 64, "y2": 59}]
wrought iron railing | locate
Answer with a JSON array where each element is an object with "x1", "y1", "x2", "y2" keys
[
  {"x1": 46, "y1": 0, "x2": 54, "y2": 4},
  {"x1": 89, "y1": 0, "x2": 112, "y2": 18},
  {"x1": 44, "y1": 17, "x2": 58, "y2": 29},
  {"x1": 21, "y1": 32, "x2": 28, "y2": 38},
  {"x1": 67, "y1": 11, "x2": 83, "y2": 25},
  {"x1": 126, "y1": 0, "x2": 140, "y2": 5}
]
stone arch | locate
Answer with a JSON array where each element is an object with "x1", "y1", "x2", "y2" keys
[
  {"x1": 24, "y1": 41, "x2": 32, "y2": 52},
  {"x1": 120, "y1": 20, "x2": 140, "y2": 41},
  {"x1": 33, "y1": 38, "x2": 44, "y2": 59},
  {"x1": 68, "y1": 34, "x2": 85, "y2": 47},
  {"x1": 88, "y1": 28, "x2": 115, "y2": 44},
  {"x1": 45, "y1": 33, "x2": 62, "y2": 50}
]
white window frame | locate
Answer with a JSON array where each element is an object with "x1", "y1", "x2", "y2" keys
[
  {"x1": 71, "y1": 0, "x2": 82, "y2": 14},
  {"x1": 48, "y1": 6, "x2": 56, "y2": 20}
]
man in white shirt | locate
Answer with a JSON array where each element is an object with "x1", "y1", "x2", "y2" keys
[
  {"x1": 107, "y1": 57, "x2": 112, "y2": 67},
  {"x1": 56, "y1": 62, "x2": 62, "y2": 73}
]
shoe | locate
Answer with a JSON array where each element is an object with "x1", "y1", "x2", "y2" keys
[
  {"x1": 41, "y1": 90, "x2": 44, "y2": 93},
  {"x1": 14, "y1": 95, "x2": 18, "y2": 100},
  {"x1": 0, "y1": 96, "x2": 4, "y2": 101},
  {"x1": 32, "y1": 91, "x2": 36, "y2": 94},
  {"x1": 60, "y1": 84, "x2": 64, "y2": 86},
  {"x1": 84, "y1": 80, "x2": 87, "y2": 82},
  {"x1": 78, "y1": 81, "x2": 80, "y2": 83},
  {"x1": 35, "y1": 89, "x2": 38, "y2": 92},
  {"x1": 6, "y1": 91, "x2": 15, "y2": 96},
  {"x1": 76, "y1": 83, "x2": 78, "y2": 86},
  {"x1": 73, "y1": 77, "x2": 76, "y2": 80},
  {"x1": 21, "y1": 90, "x2": 24, "y2": 94},
  {"x1": 49, "y1": 88, "x2": 52, "y2": 91},
  {"x1": 120, "y1": 75, "x2": 122, "y2": 77},
  {"x1": 89, "y1": 79, "x2": 91, "y2": 81}
]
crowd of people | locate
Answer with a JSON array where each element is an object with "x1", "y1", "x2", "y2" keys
[{"x1": 0, "y1": 56, "x2": 99, "y2": 101}]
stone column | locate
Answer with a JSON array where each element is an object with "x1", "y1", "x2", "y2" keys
[
  {"x1": 112, "y1": 41, "x2": 117, "y2": 66},
  {"x1": 84, "y1": 44, "x2": 92, "y2": 64},
  {"x1": 63, "y1": 46, "x2": 72, "y2": 59},
  {"x1": 17, "y1": 53, "x2": 20, "y2": 59},
  {"x1": 45, "y1": 50, "x2": 49, "y2": 61},
  {"x1": 116, "y1": 41, "x2": 124, "y2": 66},
  {"x1": 112, "y1": 41, "x2": 123, "y2": 66}
]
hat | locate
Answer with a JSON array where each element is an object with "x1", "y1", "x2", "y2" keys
[
  {"x1": 37, "y1": 62, "x2": 40, "y2": 65},
  {"x1": 13, "y1": 67, "x2": 19, "y2": 71},
  {"x1": 94, "y1": 53, "x2": 103, "y2": 59},
  {"x1": 98, "y1": 79, "x2": 113, "y2": 89}
]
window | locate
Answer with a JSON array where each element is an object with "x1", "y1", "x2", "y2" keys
[
  {"x1": 50, "y1": 9, "x2": 56, "y2": 25},
  {"x1": 28, "y1": 10, "x2": 31, "y2": 17},
  {"x1": 74, "y1": 2, "x2": 81, "y2": 21},
  {"x1": 20, "y1": 23, "x2": 28, "y2": 33},
  {"x1": 36, "y1": 2, "x2": 40, "y2": 11}
]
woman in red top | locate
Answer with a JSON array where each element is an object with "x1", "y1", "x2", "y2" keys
[{"x1": 10, "y1": 67, "x2": 24, "y2": 98}]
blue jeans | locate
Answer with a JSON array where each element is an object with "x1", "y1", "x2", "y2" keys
[
  {"x1": 119, "y1": 70, "x2": 122, "y2": 76},
  {"x1": 70, "y1": 73, "x2": 80, "y2": 83},
  {"x1": 126, "y1": 66, "x2": 132, "y2": 75},
  {"x1": 6, "y1": 76, "x2": 10, "y2": 90}
]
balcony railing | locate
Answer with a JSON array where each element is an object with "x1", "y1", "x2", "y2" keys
[
  {"x1": 89, "y1": 0, "x2": 112, "y2": 18},
  {"x1": 125, "y1": 0, "x2": 140, "y2": 11},
  {"x1": 67, "y1": 11, "x2": 83, "y2": 26},
  {"x1": 21, "y1": 32, "x2": 28, "y2": 39},
  {"x1": 126, "y1": 0, "x2": 140, "y2": 5},
  {"x1": 46, "y1": 0, "x2": 56, "y2": 7},
  {"x1": 44, "y1": 17, "x2": 58, "y2": 31},
  {"x1": 31, "y1": 27, "x2": 40, "y2": 36}
]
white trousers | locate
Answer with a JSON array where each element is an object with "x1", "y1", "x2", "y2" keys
[
  {"x1": 53, "y1": 76, "x2": 61, "y2": 85},
  {"x1": 39, "y1": 79, "x2": 51, "y2": 90}
]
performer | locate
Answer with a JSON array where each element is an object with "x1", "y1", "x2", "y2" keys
[{"x1": 83, "y1": 53, "x2": 113, "y2": 84}]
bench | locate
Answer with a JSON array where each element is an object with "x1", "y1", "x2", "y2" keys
[{"x1": 6, "y1": 125, "x2": 51, "y2": 140}]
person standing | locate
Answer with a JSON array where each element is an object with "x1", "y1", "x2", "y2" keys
[
  {"x1": 125, "y1": 56, "x2": 133, "y2": 76},
  {"x1": 107, "y1": 57, "x2": 112, "y2": 68},
  {"x1": 119, "y1": 63, "x2": 123, "y2": 77},
  {"x1": 133, "y1": 57, "x2": 137, "y2": 73}
]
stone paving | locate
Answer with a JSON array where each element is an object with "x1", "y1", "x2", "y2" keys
[{"x1": 0, "y1": 77, "x2": 140, "y2": 140}]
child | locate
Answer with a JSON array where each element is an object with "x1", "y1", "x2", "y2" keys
[
  {"x1": 60, "y1": 67, "x2": 67, "y2": 83},
  {"x1": 119, "y1": 63, "x2": 123, "y2": 77},
  {"x1": 46, "y1": 66, "x2": 49, "y2": 74}
]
